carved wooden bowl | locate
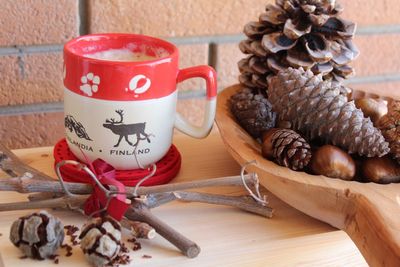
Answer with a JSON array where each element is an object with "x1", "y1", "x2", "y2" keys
[{"x1": 216, "y1": 84, "x2": 400, "y2": 267}]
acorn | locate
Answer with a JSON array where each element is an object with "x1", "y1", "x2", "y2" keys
[
  {"x1": 362, "y1": 156, "x2": 400, "y2": 184},
  {"x1": 355, "y1": 98, "x2": 388, "y2": 125},
  {"x1": 310, "y1": 145, "x2": 356, "y2": 181}
]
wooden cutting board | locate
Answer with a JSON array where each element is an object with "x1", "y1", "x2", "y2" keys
[{"x1": 0, "y1": 134, "x2": 366, "y2": 266}]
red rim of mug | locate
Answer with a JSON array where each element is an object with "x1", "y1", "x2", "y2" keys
[{"x1": 64, "y1": 33, "x2": 179, "y2": 66}]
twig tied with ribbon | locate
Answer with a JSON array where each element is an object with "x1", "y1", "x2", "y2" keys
[{"x1": 0, "y1": 142, "x2": 273, "y2": 258}]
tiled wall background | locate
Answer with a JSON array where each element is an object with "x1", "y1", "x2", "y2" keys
[{"x1": 1, "y1": 0, "x2": 400, "y2": 148}]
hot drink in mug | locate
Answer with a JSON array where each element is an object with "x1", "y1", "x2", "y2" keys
[{"x1": 84, "y1": 48, "x2": 158, "y2": 62}]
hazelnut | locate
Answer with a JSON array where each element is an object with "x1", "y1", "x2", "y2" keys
[
  {"x1": 261, "y1": 128, "x2": 279, "y2": 159},
  {"x1": 277, "y1": 120, "x2": 292, "y2": 129},
  {"x1": 310, "y1": 145, "x2": 356, "y2": 180},
  {"x1": 362, "y1": 156, "x2": 400, "y2": 184},
  {"x1": 355, "y1": 98, "x2": 388, "y2": 124}
]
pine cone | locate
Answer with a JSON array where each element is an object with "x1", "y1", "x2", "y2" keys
[
  {"x1": 9, "y1": 211, "x2": 64, "y2": 259},
  {"x1": 263, "y1": 128, "x2": 312, "y2": 170},
  {"x1": 229, "y1": 87, "x2": 277, "y2": 139},
  {"x1": 238, "y1": 0, "x2": 359, "y2": 92},
  {"x1": 378, "y1": 101, "x2": 400, "y2": 164},
  {"x1": 268, "y1": 67, "x2": 390, "y2": 157}
]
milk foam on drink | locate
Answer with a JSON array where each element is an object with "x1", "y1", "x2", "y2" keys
[{"x1": 84, "y1": 48, "x2": 158, "y2": 62}]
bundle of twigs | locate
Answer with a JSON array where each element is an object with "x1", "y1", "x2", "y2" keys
[{"x1": 0, "y1": 143, "x2": 273, "y2": 258}]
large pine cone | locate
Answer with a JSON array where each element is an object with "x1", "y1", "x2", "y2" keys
[
  {"x1": 378, "y1": 101, "x2": 400, "y2": 164},
  {"x1": 238, "y1": 0, "x2": 359, "y2": 92},
  {"x1": 263, "y1": 128, "x2": 312, "y2": 170},
  {"x1": 268, "y1": 67, "x2": 389, "y2": 157},
  {"x1": 229, "y1": 87, "x2": 277, "y2": 139}
]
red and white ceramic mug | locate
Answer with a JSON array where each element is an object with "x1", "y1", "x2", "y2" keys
[{"x1": 63, "y1": 33, "x2": 217, "y2": 170}]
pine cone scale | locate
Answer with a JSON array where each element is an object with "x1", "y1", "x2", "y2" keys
[
  {"x1": 284, "y1": 19, "x2": 312, "y2": 39},
  {"x1": 263, "y1": 4, "x2": 287, "y2": 25}
]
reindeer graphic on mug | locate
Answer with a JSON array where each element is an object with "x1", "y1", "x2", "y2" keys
[{"x1": 103, "y1": 110, "x2": 153, "y2": 148}]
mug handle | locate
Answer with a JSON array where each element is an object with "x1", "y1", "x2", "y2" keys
[{"x1": 175, "y1": 66, "x2": 217, "y2": 138}]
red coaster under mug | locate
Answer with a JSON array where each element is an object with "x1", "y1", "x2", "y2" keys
[{"x1": 53, "y1": 138, "x2": 181, "y2": 186}]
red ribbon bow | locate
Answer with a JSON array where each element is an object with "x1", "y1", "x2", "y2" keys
[{"x1": 83, "y1": 159, "x2": 129, "y2": 221}]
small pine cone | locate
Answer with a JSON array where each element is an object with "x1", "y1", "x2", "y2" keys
[
  {"x1": 268, "y1": 67, "x2": 390, "y2": 157},
  {"x1": 378, "y1": 101, "x2": 400, "y2": 164},
  {"x1": 79, "y1": 216, "x2": 122, "y2": 267},
  {"x1": 229, "y1": 87, "x2": 277, "y2": 139},
  {"x1": 263, "y1": 128, "x2": 312, "y2": 170},
  {"x1": 9, "y1": 211, "x2": 64, "y2": 259}
]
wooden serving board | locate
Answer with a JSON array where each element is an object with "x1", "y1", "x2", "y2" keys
[
  {"x1": 216, "y1": 84, "x2": 400, "y2": 267},
  {"x1": 0, "y1": 135, "x2": 369, "y2": 266}
]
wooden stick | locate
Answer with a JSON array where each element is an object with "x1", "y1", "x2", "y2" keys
[
  {"x1": 121, "y1": 220, "x2": 156, "y2": 239},
  {"x1": 0, "y1": 174, "x2": 257, "y2": 195},
  {"x1": 0, "y1": 195, "x2": 87, "y2": 212},
  {"x1": 145, "y1": 192, "x2": 178, "y2": 208},
  {"x1": 136, "y1": 174, "x2": 258, "y2": 195},
  {"x1": 173, "y1": 191, "x2": 274, "y2": 218},
  {"x1": 125, "y1": 202, "x2": 200, "y2": 258},
  {"x1": 0, "y1": 143, "x2": 54, "y2": 180},
  {"x1": 29, "y1": 190, "x2": 273, "y2": 218},
  {"x1": 146, "y1": 191, "x2": 273, "y2": 218},
  {"x1": 28, "y1": 192, "x2": 62, "y2": 202}
]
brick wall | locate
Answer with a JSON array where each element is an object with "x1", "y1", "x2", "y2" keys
[{"x1": 0, "y1": 0, "x2": 399, "y2": 148}]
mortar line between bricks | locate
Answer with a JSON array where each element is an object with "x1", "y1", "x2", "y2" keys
[
  {"x1": 357, "y1": 24, "x2": 400, "y2": 35},
  {"x1": 347, "y1": 73, "x2": 400, "y2": 84},
  {"x1": 0, "y1": 47, "x2": 20, "y2": 55},
  {"x1": 79, "y1": 0, "x2": 89, "y2": 35},
  {"x1": 166, "y1": 34, "x2": 245, "y2": 45},
  {"x1": 0, "y1": 102, "x2": 63, "y2": 117},
  {"x1": 1, "y1": 23, "x2": 400, "y2": 56},
  {"x1": 0, "y1": 44, "x2": 63, "y2": 56},
  {"x1": 208, "y1": 43, "x2": 218, "y2": 69},
  {"x1": 178, "y1": 90, "x2": 206, "y2": 99}
]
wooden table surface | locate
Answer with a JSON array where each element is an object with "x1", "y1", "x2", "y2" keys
[{"x1": 0, "y1": 133, "x2": 368, "y2": 266}]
